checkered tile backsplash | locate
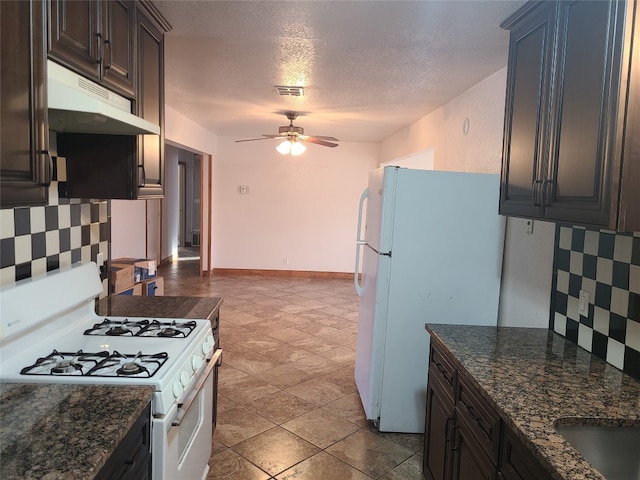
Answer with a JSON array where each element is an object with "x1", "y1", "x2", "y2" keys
[
  {"x1": 551, "y1": 225, "x2": 640, "y2": 379},
  {"x1": 0, "y1": 157, "x2": 109, "y2": 290}
]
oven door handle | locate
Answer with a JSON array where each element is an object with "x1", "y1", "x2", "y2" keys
[{"x1": 172, "y1": 349, "x2": 222, "y2": 427}]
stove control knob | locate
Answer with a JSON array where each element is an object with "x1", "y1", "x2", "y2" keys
[
  {"x1": 192, "y1": 355, "x2": 203, "y2": 371},
  {"x1": 202, "y1": 341, "x2": 213, "y2": 355},
  {"x1": 180, "y1": 371, "x2": 190, "y2": 386},
  {"x1": 173, "y1": 382, "x2": 183, "y2": 398}
]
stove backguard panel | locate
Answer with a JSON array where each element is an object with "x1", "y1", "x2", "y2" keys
[{"x1": 0, "y1": 262, "x2": 103, "y2": 344}]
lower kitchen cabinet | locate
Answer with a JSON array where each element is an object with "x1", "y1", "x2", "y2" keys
[
  {"x1": 499, "y1": 427, "x2": 551, "y2": 480},
  {"x1": 451, "y1": 408, "x2": 497, "y2": 480},
  {"x1": 423, "y1": 375, "x2": 454, "y2": 480},
  {"x1": 423, "y1": 340, "x2": 553, "y2": 480},
  {"x1": 95, "y1": 402, "x2": 152, "y2": 480}
]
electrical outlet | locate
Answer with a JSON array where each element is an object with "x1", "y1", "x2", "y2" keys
[
  {"x1": 239, "y1": 185, "x2": 249, "y2": 194},
  {"x1": 283, "y1": 258, "x2": 289, "y2": 265},
  {"x1": 525, "y1": 219, "x2": 534, "y2": 235},
  {"x1": 578, "y1": 290, "x2": 590, "y2": 316}
]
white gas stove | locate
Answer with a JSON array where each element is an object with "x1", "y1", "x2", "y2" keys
[{"x1": 0, "y1": 262, "x2": 220, "y2": 480}]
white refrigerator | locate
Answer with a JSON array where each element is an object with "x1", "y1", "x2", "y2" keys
[{"x1": 353, "y1": 166, "x2": 505, "y2": 433}]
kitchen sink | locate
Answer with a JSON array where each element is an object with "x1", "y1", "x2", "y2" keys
[{"x1": 555, "y1": 424, "x2": 640, "y2": 480}]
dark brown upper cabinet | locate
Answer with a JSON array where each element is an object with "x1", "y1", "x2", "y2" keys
[
  {"x1": 1, "y1": 0, "x2": 51, "y2": 208},
  {"x1": 135, "y1": 1, "x2": 166, "y2": 198},
  {"x1": 48, "y1": 0, "x2": 136, "y2": 98},
  {"x1": 59, "y1": 1, "x2": 169, "y2": 200},
  {"x1": 500, "y1": 0, "x2": 640, "y2": 233}
]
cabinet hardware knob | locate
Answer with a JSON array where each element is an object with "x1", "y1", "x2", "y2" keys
[
  {"x1": 104, "y1": 39, "x2": 111, "y2": 70},
  {"x1": 39, "y1": 150, "x2": 53, "y2": 187},
  {"x1": 532, "y1": 180, "x2": 543, "y2": 206},
  {"x1": 138, "y1": 165, "x2": 146, "y2": 187},
  {"x1": 542, "y1": 179, "x2": 554, "y2": 206},
  {"x1": 95, "y1": 33, "x2": 103, "y2": 65}
]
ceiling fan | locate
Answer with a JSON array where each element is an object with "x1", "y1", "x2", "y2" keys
[{"x1": 235, "y1": 112, "x2": 339, "y2": 155}]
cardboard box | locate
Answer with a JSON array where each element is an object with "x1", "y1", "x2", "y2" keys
[
  {"x1": 141, "y1": 276, "x2": 164, "y2": 296},
  {"x1": 112, "y1": 257, "x2": 157, "y2": 282},
  {"x1": 115, "y1": 283, "x2": 143, "y2": 296},
  {"x1": 109, "y1": 263, "x2": 135, "y2": 293}
]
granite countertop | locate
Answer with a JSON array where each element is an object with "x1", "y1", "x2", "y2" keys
[
  {"x1": 426, "y1": 324, "x2": 640, "y2": 480},
  {"x1": 0, "y1": 383, "x2": 154, "y2": 480},
  {"x1": 96, "y1": 295, "x2": 223, "y2": 321}
]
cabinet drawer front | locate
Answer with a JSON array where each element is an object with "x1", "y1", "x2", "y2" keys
[
  {"x1": 430, "y1": 343, "x2": 457, "y2": 398},
  {"x1": 457, "y1": 374, "x2": 501, "y2": 461}
]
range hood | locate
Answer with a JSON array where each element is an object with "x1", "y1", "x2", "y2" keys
[{"x1": 47, "y1": 60, "x2": 160, "y2": 135}]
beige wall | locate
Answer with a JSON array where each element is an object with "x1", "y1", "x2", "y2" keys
[
  {"x1": 381, "y1": 68, "x2": 508, "y2": 173},
  {"x1": 212, "y1": 138, "x2": 379, "y2": 272}
]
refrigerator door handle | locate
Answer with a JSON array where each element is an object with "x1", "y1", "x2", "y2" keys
[{"x1": 354, "y1": 188, "x2": 369, "y2": 296}]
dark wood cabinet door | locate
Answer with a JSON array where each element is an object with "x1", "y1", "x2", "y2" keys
[
  {"x1": 619, "y1": 1, "x2": 640, "y2": 233},
  {"x1": 544, "y1": 0, "x2": 625, "y2": 226},
  {"x1": 500, "y1": 3, "x2": 556, "y2": 219},
  {"x1": 48, "y1": 0, "x2": 100, "y2": 80},
  {"x1": 95, "y1": 402, "x2": 151, "y2": 480},
  {"x1": 101, "y1": 0, "x2": 135, "y2": 97},
  {"x1": 49, "y1": 0, "x2": 135, "y2": 98},
  {"x1": 499, "y1": 427, "x2": 552, "y2": 480},
  {"x1": 1, "y1": 0, "x2": 50, "y2": 208},
  {"x1": 451, "y1": 409, "x2": 497, "y2": 480},
  {"x1": 136, "y1": 5, "x2": 164, "y2": 198},
  {"x1": 423, "y1": 376, "x2": 455, "y2": 480}
]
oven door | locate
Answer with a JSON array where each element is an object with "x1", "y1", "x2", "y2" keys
[{"x1": 153, "y1": 349, "x2": 221, "y2": 480}]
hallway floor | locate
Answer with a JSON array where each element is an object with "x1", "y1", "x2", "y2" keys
[{"x1": 158, "y1": 260, "x2": 424, "y2": 480}]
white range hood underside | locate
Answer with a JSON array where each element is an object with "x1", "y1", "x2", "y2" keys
[{"x1": 47, "y1": 60, "x2": 160, "y2": 136}]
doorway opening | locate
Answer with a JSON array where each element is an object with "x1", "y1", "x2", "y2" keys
[{"x1": 177, "y1": 160, "x2": 200, "y2": 261}]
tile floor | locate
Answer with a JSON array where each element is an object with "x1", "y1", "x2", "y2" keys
[{"x1": 158, "y1": 259, "x2": 424, "y2": 480}]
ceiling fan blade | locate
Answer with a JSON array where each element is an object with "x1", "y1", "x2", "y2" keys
[
  {"x1": 307, "y1": 135, "x2": 339, "y2": 142},
  {"x1": 235, "y1": 137, "x2": 273, "y2": 143},
  {"x1": 235, "y1": 134, "x2": 284, "y2": 143},
  {"x1": 302, "y1": 136, "x2": 339, "y2": 148}
]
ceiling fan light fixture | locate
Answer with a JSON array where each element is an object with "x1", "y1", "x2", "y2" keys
[
  {"x1": 276, "y1": 138, "x2": 306, "y2": 156},
  {"x1": 290, "y1": 140, "x2": 306, "y2": 156},
  {"x1": 276, "y1": 139, "x2": 292, "y2": 155}
]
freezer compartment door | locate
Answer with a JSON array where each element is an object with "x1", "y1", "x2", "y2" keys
[
  {"x1": 363, "y1": 166, "x2": 398, "y2": 254},
  {"x1": 354, "y1": 244, "x2": 390, "y2": 423}
]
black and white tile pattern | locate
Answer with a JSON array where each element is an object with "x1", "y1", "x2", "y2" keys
[
  {"x1": 0, "y1": 157, "x2": 109, "y2": 290},
  {"x1": 551, "y1": 225, "x2": 640, "y2": 379}
]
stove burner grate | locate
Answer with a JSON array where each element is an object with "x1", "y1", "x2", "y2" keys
[
  {"x1": 20, "y1": 350, "x2": 109, "y2": 376},
  {"x1": 84, "y1": 318, "x2": 149, "y2": 337},
  {"x1": 84, "y1": 318, "x2": 197, "y2": 338},
  {"x1": 20, "y1": 350, "x2": 168, "y2": 378}
]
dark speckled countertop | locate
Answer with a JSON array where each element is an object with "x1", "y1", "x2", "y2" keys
[
  {"x1": 96, "y1": 295, "x2": 223, "y2": 321},
  {"x1": 426, "y1": 324, "x2": 640, "y2": 480},
  {"x1": 0, "y1": 383, "x2": 154, "y2": 480}
]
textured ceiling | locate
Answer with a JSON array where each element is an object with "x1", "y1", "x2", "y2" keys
[{"x1": 155, "y1": 0, "x2": 526, "y2": 144}]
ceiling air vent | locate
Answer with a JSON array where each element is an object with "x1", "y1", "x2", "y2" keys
[{"x1": 275, "y1": 85, "x2": 304, "y2": 97}]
